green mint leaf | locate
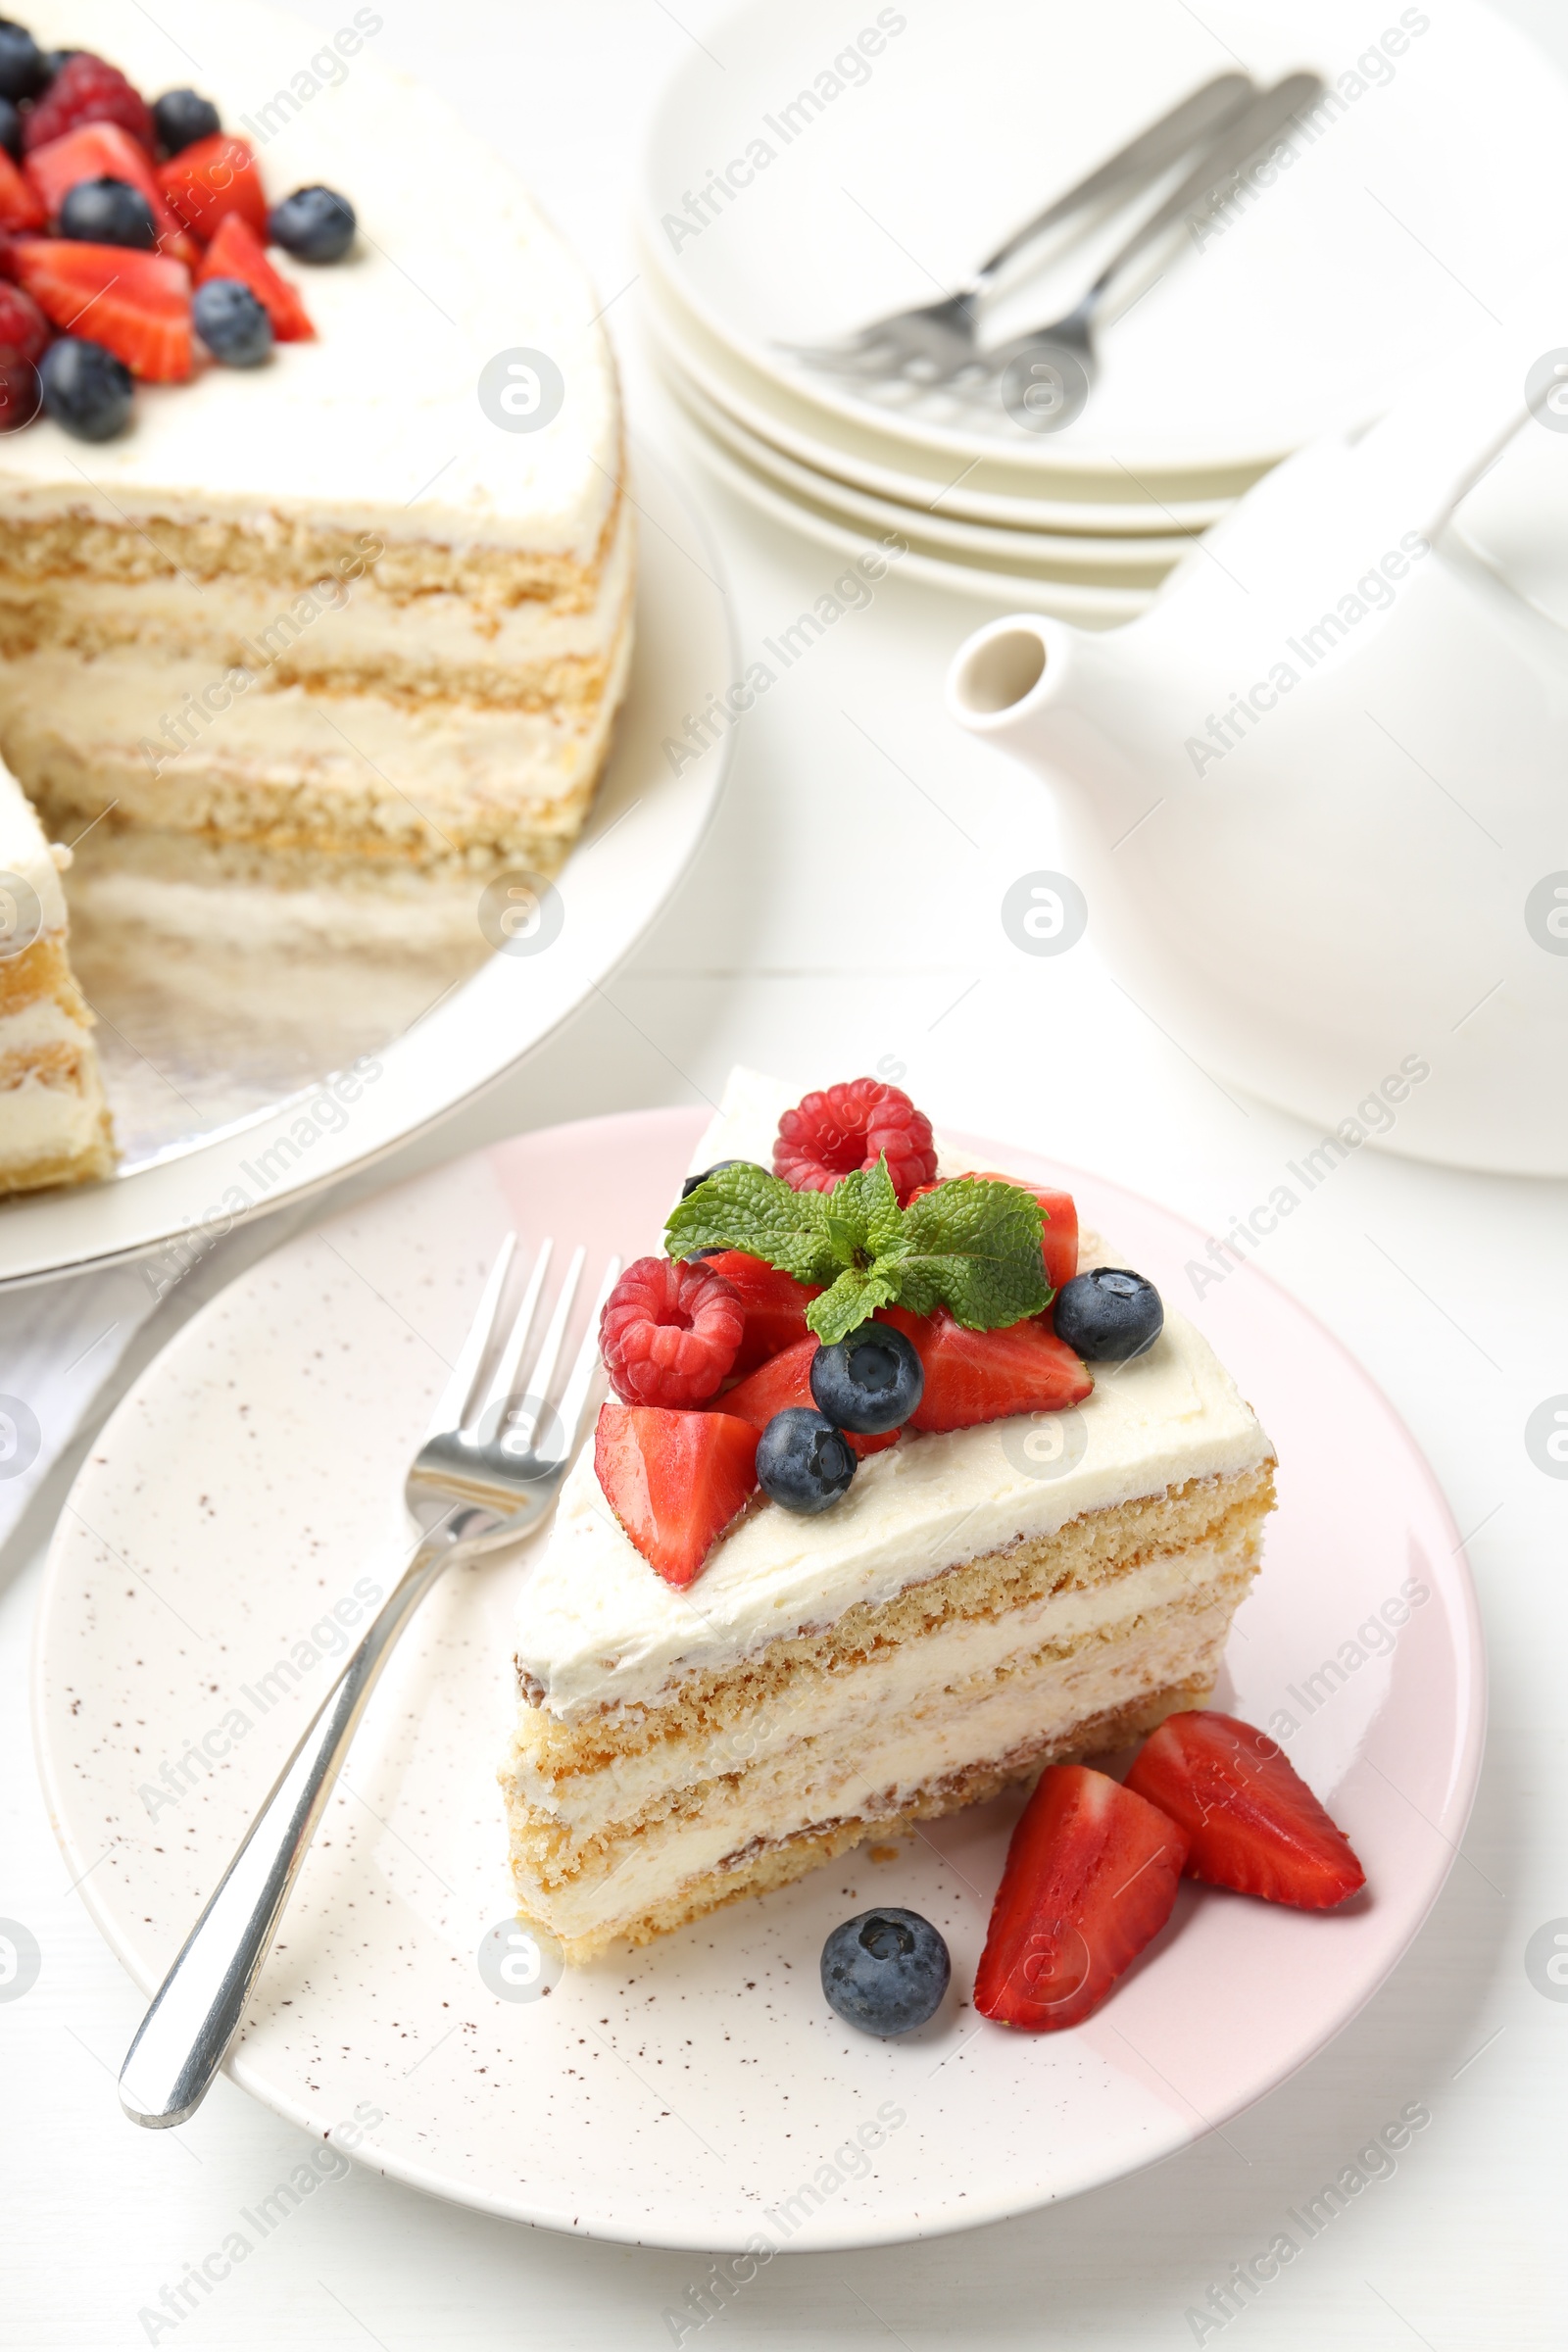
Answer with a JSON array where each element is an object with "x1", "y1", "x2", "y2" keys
[
  {"x1": 897, "y1": 1178, "x2": 1053, "y2": 1330},
  {"x1": 820, "y1": 1155, "x2": 903, "y2": 1263},
  {"x1": 807, "y1": 1265, "x2": 901, "y2": 1347},
  {"x1": 664, "y1": 1164, "x2": 839, "y2": 1286}
]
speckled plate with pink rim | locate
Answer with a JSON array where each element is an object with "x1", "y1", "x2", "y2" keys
[{"x1": 32, "y1": 1108, "x2": 1484, "y2": 2251}]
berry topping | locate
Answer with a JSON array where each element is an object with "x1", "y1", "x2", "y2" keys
[
  {"x1": 192, "y1": 277, "x2": 271, "y2": 368},
  {"x1": 12, "y1": 239, "x2": 190, "y2": 381},
  {"x1": 270, "y1": 182, "x2": 356, "y2": 263},
  {"x1": 875, "y1": 1304, "x2": 1090, "y2": 1431},
  {"x1": 974, "y1": 1764, "x2": 1189, "y2": 2031},
  {"x1": 24, "y1": 52, "x2": 155, "y2": 155},
  {"x1": 159, "y1": 131, "x2": 267, "y2": 240},
  {"x1": 152, "y1": 86, "x2": 220, "y2": 157},
  {"x1": 755, "y1": 1405, "x2": 856, "y2": 1512},
  {"x1": 694, "y1": 1248, "x2": 818, "y2": 1372},
  {"x1": 0, "y1": 140, "x2": 41, "y2": 229},
  {"x1": 810, "y1": 1323, "x2": 923, "y2": 1435},
  {"x1": 26, "y1": 122, "x2": 194, "y2": 259},
  {"x1": 196, "y1": 214, "x2": 315, "y2": 342},
  {"x1": 680, "y1": 1157, "x2": 763, "y2": 1200},
  {"x1": 1053, "y1": 1267, "x2": 1163, "y2": 1362},
  {"x1": 600, "y1": 1254, "x2": 744, "y2": 1408},
  {"x1": 909, "y1": 1172, "x2": 1079, "y2": 1293},
  {"x1": 719, "y1": 1335, "x2": 899, "y2": 1457},
  {"x1": 0, "y1": 20, "x2": 46, "y2": 104},
  {"x1": 58, "y1": 174, "x2": 156, "y2": 250},
  {"x1": 0, "y1": 279, "x2": 49, "y2": 366},
  {"x1": 0, "y1": 349, "x2": 36, "y2": 428},
  {"x1": 37, "y1": 335, "x2": 130, "y2": 440},
  {"x1": 774, "y1": 1078, "x2": 937, "y2": 1204},
  {"x1": 1124, "y1": 1710, "x2": 1366, "y2": 1909},
  {"x1": 0, "y1": 96, "x2": 22, "y2": 163},
  {"x1": 821, "y1": 1908, "x2": 951, "y2": 2036},
  {"x1": 594, "y1": 1402, "x2": 758, "y2": 1588}
]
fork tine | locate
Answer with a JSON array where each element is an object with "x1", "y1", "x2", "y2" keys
[
  {"x1": 497, "y1": 1245, "x2": 586, "y2": 1457},
  {"x1": 549, "y1": 1254, "x2": 621, "y2": 1464},
  {"x1": 424, "y1": 1231, "x2": 516, "y2": 1443},
  {"x1": 469, "y1": 1237, "x2": 553, "y2": 1440}
]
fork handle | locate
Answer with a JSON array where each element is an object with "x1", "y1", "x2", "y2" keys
[
  {"x1": 976, "y1": 71, "x2": 1254, "y2": 285},
  {"x1": 118, "y1": 1520, "x2": 468, "y2": 2129}
]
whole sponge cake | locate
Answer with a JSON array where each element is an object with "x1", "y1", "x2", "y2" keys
[
  {"x1": 0, "y1": 0, "x2": 631, "y2": 893},
  {"x1": 501, "y1": 1069, "x2": 1276, "y2": 1960}
]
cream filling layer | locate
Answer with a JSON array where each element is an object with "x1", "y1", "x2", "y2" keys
[
  {"x1": 0, "y1": 996, "x2": 92, "y2": 1056},
  {"x1": 0, "y1": 763, "x2": 65, "y2": 930},
  {"x1": 510, "y1": 1596, "x2": 1233, "y2": 1942},
  {"x1": 510, "y1": 1532, "x2": 1256, "y2": 1835}
]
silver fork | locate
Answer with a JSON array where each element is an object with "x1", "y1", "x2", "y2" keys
[
  {"x1": 118, "y1": 1233, "x2": 619, "y2": 2131},
  {"x1": 776, "y1": 71, "x2": 1255, "y2": 385},
  {"x1": 972, "y1": 71, "x2": 1324, "y2": 410}
]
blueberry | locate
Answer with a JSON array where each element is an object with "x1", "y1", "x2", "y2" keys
[
  {"x1": 269, "y1": 184, "x2": 356, "y2": 264},
  {"x1": 38, "y1": 337, "x2": 132, "y2": 442},
  {"x1": 821, "y1": 1907, "x2": 950, "y2": 2036},
  {"x1": 58, "y1": 177, "x2": 158, "y2": 252},
  {"x1": 1054, "y1": 1266, "x2": 1163, "y2": 1361},
  {"x1": 756, "y1": 1406, "x2": 855, "y2": 1513},
  {"x1": 153, "y1": 86, "x2": 220, "y2": 156},
  {"x1": 809, "y1": 1323, "x2": 922, "y2": 1434},
  {"x1": 0, "y1": 95, "x2": 20, "y2": 161},
  {"x1": 192, "y1": 278, "x2": 273, "y2": 368},
  {"x1": 0, "y1": 21, "x2": 47, "y2": 102},
  {"x1": 680, "y1": 1157, "x2": 763, "y2": 1201}
]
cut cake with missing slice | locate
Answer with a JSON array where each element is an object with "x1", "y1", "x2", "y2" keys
[{"x1": 500, "y1": 1069, "x2": 1276, "y2": 1960}]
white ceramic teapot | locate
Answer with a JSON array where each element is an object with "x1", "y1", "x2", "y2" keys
[{"x1": 947, "y1": 341, "x2": 1568, "y2": 1174}]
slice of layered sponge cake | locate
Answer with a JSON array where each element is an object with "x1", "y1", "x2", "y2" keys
[
  {"x1": 501, "y1": 1071, "x2": 1276, "y2": 1960},
  {"x1": 0, "y1": 762, "x2": 112, "y2": 1194}
]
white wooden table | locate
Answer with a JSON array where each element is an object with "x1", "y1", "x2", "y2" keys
[{"x1": 3, "y1": 4, "x2": 1562, "y2": 2342}]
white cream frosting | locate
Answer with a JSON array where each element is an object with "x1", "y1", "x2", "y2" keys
[
  {"x1": 514, "y1": 1069, "x2": 1273, "y2": 1721},
  {"x1": 0, "y1": 764, "x2": 65, "y2": 932},
  {"x1": 0, "y1": 2, "x2": 621, "y2": 560}
]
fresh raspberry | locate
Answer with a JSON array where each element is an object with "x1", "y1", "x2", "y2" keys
[
  {"x1": 0, "y1": 280, "x2": 47, "y2": 365},
  {"x1": 773, "y1": 1079, "x2": 938, "y2": 1205},
  {"x1": 600, "y1": 1255, "x2": 744, "y2": 1407},
  {"x1": 24, "y1": 54, "x2": 156, "y2": 155}
]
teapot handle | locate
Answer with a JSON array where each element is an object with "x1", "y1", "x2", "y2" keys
[{"x1": 1356, "y1": 325, "x2": 1562, "y2": 541}]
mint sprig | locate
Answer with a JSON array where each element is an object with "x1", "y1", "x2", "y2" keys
[{"x1": 664, "y1": 1158, "x2": 1053, "y2": 1346}]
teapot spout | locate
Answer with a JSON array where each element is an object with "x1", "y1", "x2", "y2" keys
[{"x1": 945, "y1": 612, "x2": 1139, "y2": 802}]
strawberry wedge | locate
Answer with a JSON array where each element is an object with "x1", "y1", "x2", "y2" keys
[
  {"x1": 1125, "y1": 1710, "x2": 1366, "y2": 1909},
  {"x1": 974, "y1": 1764, "x2": 1190, "y2": 2030},
  {"x1": 698, "y1": 1249, "x2": 819, "y2": 1374},
  {"x1": 875, "y1": 1304, "x2": 1091, "y2": 1432},
  {"x1": 197, "y1": 213, "x2": 315, "y2": 342},
  {"x1": 159, "y1": 132, "x2": 268, "y2": 242},
  {"x1": 0, "y1": 147, "x2": 43, "y2": 232},
  {"x1": 25, "y1": 122, "x2": 197, "y2": 262},
  {"x1": 11, "y1": 240, "x2": 191, "y2": 381},
  {"x1": 595, "y1": 1402, "x2": 758, "y2": 1588},
  {"x1": 719, "y1": 1335, "x2": 899, "y2": 1457}
]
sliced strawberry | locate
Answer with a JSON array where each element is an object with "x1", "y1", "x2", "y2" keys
[
  {"x1": 699, "y1": 1249, "x2": 820, "y2": 1374},
  {"x1": 907, "y1": 1173, "x2": 1079, "y2": 1294},
  {"x1": 874, "y1": 1304, "x2": 1090, "y2": 1432},
  {"x1": 974, "y1": 1764, "x2": 1189, "y2": 2030},
  {"x1": 719, "y1": 1335, "x2": 900, "y2": 1457},
  {"x1": 0, "y1": 147, "x2": 43, "y2": 232},
  {"x1": 1124, "y1": 1710, "x2": 1366, "y2": 1909},
  {"x1": 159, "y1": 132, "x2": 268, "y2": 242},
  {"x1": 26, "y1": 122, "x2": 197, "y2": 263},
  {"x1": 196, "y1": 211, "x2": 315, "y2": 341},
  {"x1": 10, "y1": 239, "x2": 191, "y2": 381},
  {"x1": 595, "y1": 1402, "x2": 758, "y2": 1587}
]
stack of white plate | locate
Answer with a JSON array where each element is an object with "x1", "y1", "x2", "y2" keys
[{"x1": 639, "y1": 0, "x2": 1568, "y2": 618}]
